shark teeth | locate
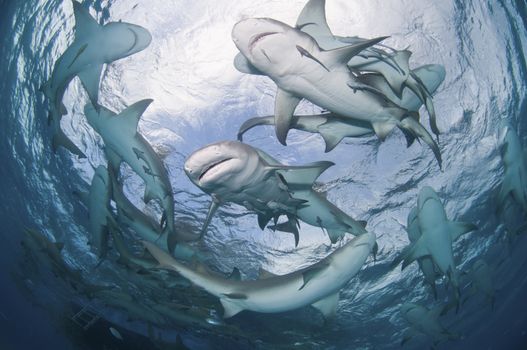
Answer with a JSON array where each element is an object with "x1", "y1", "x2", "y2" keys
[{"x1": 199, "y1": 158, "x2": 234, "y2": 181}]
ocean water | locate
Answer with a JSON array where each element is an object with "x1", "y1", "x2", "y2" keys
[{"x1": 0, "y1": 0, "x2": 526, "y2": 349}]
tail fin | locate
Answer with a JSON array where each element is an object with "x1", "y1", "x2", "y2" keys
[{"x1": 399, "y1": 116, "x2": 442, "y2": 169}]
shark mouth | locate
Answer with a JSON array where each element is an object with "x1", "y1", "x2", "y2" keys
[
  {"x1": 249, "y1": 31, "x2": 278, "y2": 51},
  {"x1": 199, "y1": 158, "x2": 234, "y2": 181}
]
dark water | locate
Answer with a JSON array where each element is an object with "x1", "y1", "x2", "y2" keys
[{"x1": 1, "y1": 0, "x2": 527, "y2": 349}]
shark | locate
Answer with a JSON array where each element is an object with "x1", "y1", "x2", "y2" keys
[
  {"x1": 393, "y1": 186, "x2": 477, "y2": 308},
  {"x1": 231, "y1": 17, "x2": 442, "y2": 167},
  {"x1": 109, "y1": 171, "x2": 202, "y2": 262},
  {"x1": 184, "y1": 140, "x2": 367, "y2": 244},
  {"x1": 84, "y1": 99, "x2": 175, "y2": 237},
  {"x1": 143, "y1": 230, "x2": 375, "y2": 318},
  {"x1": 87, "y1": 165, "x2": 116, "y2": 259},
  {"x1": 462, "y1": 259, "x2": 496, "y2": 309},
  {"x1": 497, "y1": 122, "x2": 527, "y2": 214},
  {"x1": 405, "y1": 207, "x2": 440, "y2": 299},
  {"x1": 237, "y1": 64, "x2": 445, "y2": 152},
  {"x1": 40, "y1": 1, "x2": 152, "y2": 157},
  {"x1": 400, "y1": 302, "x2": 459, "y2": 347},
  {"x1": 293, "y1": 0, "x2": 443, "y2": 137}
]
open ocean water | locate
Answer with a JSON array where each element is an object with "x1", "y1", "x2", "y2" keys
[{"x1": 1, "y1": 0, "x2": 527, "y2": 349}]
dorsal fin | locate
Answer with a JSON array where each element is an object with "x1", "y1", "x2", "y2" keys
[
  {"x1": 117, "y1": 99, "x2": 153, "y2": 135},
  {"x1": 269, "y1": 161, "x2": 334, "y2": 189},
  {"x1": 320, "y1": 37, "x2": 388, "y2": 70},
  {"x1": 72, "y1": 1, "x2": 100, "y2": 40},
  {"x1": 228, "y1": 267, "x2": 241, "y2": 281}
]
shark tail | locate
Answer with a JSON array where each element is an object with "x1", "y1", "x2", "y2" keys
[
  {"x1": 398, "y1": 116, "x2": 442, "y2": 169},
  {"x1": 407, "y1": 72, "x2": 440, "y2": 138},
  {"x1": 237, "y1": 116, "x2": 275, "y2": 141}
]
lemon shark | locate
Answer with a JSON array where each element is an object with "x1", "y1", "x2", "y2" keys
[
  {"x1": 40, "y1": 1, "x2": 152, "y2": 157},
  {"x1": 109, "y1": 170, "x2": 202, "y2": 262},
  {"x1": 400, "y1": 302, "x2": 459, "y2": 346},
  {"x1": 405, "y1": 207, "x2": 440, "y2": 299},
  {"x1": 393, "y1": 187, "x2": 476, "y2": 308},
  {"x1": 497, "y1": 122, "x2": 527, "y2": 214},
  {"x1": 84, "y1": 99, "x2": 175, "y2": 237},
  {"x1": 231, "y1": 18, "x2": 442, "y2": 167},
  {"x1": 293, "y1": 0, "x2": 443, "y2": 137},
  {"x1": 143, "y1": 231, "x2": 375, "y2": 318},
  {"x1": 237, "y1": 64, "x2": 445, "y2": 152},
  {"x1": 87, "y1": 165, "x2": 116, "y2": 259},
  {"x1": 184, "y1": 140, "x2": 366, "y2": 245}
]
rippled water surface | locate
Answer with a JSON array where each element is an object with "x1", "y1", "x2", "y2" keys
[{"x1": 1, "y1": 0, "x2": 527, "y2": 349}]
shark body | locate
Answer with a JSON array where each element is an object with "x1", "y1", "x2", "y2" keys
[
  {"x1": 294, "y1": 0, "x2": 443, "y2": 136},
  {"x1": 144, "y1": 231, "x2": 375, "y2": 318},
  {"x1": 232, "y1": 16, "x2": 441, "y2": 166},
  {"x1": 40, "y1": 1, "x2": 151, "y2": 157},
  {"x1": 400, "y1": 302, "x2": 458, "y2": 346},
  {"x1": 237, "y1": 64, "x2": 445, "y2": 152},
  {"x1": 184, "y1": 141, "x2": 366, "y2": 244},
  {"x1": 84, "y1": 100, "x2": 175, "y2": 237},
  {"x1": 405, "y1": 207, "x2": 439, "y2": 299},
  {"x1": 394, "y1": 187, "x2": 476, "y2": 307},
  {"x1": 497, "y1": 123, "x2": 527, "y2": 214}
]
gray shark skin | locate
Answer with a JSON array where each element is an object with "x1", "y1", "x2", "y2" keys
[
  {"x1": 405, "y1": 207, "x2": 439, "y2": 299},
  {"x1": 109, "y1": 172, "x2": 202, "y2": 262},
  {"x1": 400, "y1": 302, "x2": 459, "y2": 346},
  {"x1": 294, "y1": 0, "x2": 444, "y2": 137},
  {"x1": 231, "y1": 17, "x2": 442, "y2": 167},
  {"x1": 497, "y1": 122, "x2": 527, "y2": 214},
  {"x1": 184, "y1": 140, "x2": 366, "y2": 244},
  {"x1": 237, "y1": 64, "x2": 445, "y2": 152},
  {"x1": 88, "y1": 165, "x2": 115, "y2": 259},
  {"x1": 40, "y1": 1, "x2": 152, "y2": 157},
  {"x1": 463, "y1": 259, "x2": 496, "y2": 309},
  {"x1": 144, "y1": 231, "x2": 375, "y2": 318},
  {"x1": 84, "y1": 100, "x2": 175, "y2": 237},
  {"x1": 394, "y1": 187, "x2": 477, "y2": 308}
]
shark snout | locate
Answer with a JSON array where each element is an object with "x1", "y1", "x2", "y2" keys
[{"x1": 127, "y1": 24, "x2": 152, "y2": 53}]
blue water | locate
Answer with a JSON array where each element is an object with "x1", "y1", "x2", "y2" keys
[{"x1": 1, "y1": 0, "x2": 527, "y2": 349}]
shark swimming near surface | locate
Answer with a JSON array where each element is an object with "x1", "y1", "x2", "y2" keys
[
  {"x1": 237, "y1": 64, "x2": 445, "y2": 152},
  {"x1": 400, "y1": 302, "x2": 459, "y2": 347},
  {"x1": 84, "y1": 99, "x2": 175, "y2": 237},
  {"x1": 497, "y1": 122, "x2": 527, "y2": 215},
  {"x1": 231, "y1": 17, "x2": 442, "y2": 167},
  {"x1": 143, "y1": 231, "x2": 376, "y2": 318},
  {"x1": 393, "y1": 187, "x2": 477, "y2": 308},
  {"x1": 405, "y1": 207, "x2": 440, "y2": 299},
  {"x1": 184, "y1": 140, "x2": 366, "y2": 245},
  {"x1": 40, "y1": 0, "x2": 152, "y2": 157},
  {"x1": 293, "y1": 0, "x2": 443, "y2": 137}
]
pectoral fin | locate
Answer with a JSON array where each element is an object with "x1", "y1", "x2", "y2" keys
[
  {"x1": 311, "y1": 292, "x2": 339, "y2": 319},
  {"x1": 118, "y1": 99, "x2": 153, "y2": 136},
  {"x1": 320, "y1": 37, "x2": 388, "y2": 70},
  {"x1": 72, "y1": 1, "x2": 100, "y2": 40},
  {"x1": 200, "y1": 198, "x2": 220, "y2": 239},
  {"x1": 274, "y1": 88, "x2": 301, "y2": 145},
  {"x1": 400, "y1": 237, "x2": 430, "y2": 270},
  {"x1": 296, "y1": 0, "x2": 335, "y2": 49},
  {"x1": 220, "y1": 298, "x2": 244, "y2": 318},
  {"x1": 271, "y1": 161, "x2": 334, "y2": 189},
  {"x1": 449, "y1": 221, "x2": 477, "y2": 241},
  {"x1": 78, "y1": 64, "x2": 103, "y2": 107}
]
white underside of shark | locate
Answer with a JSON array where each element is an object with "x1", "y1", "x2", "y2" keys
[
  {"x1": 40, "y1": 1, "x2": 151, "y2": 158},
  {"x1": 144, "y1": 231, "x2": 375, "y2": 318}
]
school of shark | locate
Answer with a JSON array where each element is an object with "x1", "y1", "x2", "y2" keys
[{"x1": 29, "y1": 0, "x2": 525, "y2": 348}]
